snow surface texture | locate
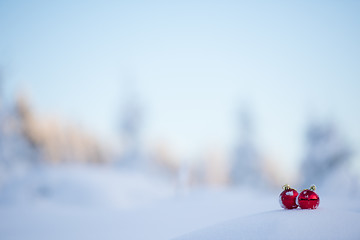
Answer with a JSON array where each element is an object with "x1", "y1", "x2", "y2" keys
[
  {"x1": 0, "y1": 166, "x2": 360, "y2": 240},
  {"x1": 0, "y1": 166, "x2": 174, "y2": 209},
  {"x1": 175, "y1": 209, "x2": 360, "y2": 240}
]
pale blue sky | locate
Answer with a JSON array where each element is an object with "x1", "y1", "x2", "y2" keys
[{"x1": 1, "y1": 0, "x2": 360, "y2": 173}]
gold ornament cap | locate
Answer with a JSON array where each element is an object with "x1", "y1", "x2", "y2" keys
[{"x1": 282, "y1": 184, "x2": 291, "y2": 190}]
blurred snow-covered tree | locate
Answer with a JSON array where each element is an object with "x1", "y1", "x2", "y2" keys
[
  {"x1": 0, "y1": 78, "x2": 40, "y2": 181},
  {"x1": 117, "y1": 77, "x2": 145, "y2": 169},
  {"x1": 230, "y1": 107, "x2": 264, "y2": 187},
  {"x1": 119, "y1": 100, "x2": 143, "y2": 166},
  {"x1": 301, "y1": 120, "x2": 354, "y2": 193},
  {"x1": 15, "y1": 94, "x2": 107, "y2": 164}
]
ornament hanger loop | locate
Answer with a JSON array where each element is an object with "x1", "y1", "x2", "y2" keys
[
  {"x1": 310, "y1": 185, "x2": 316, "y2": 191},
  {"x1": 282, "y1": 184, "x2": 291, "y2": 190}
]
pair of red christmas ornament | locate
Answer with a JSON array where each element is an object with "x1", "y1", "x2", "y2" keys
[{"x1": 279, "y1": 184, "x2": 320, "y2": 210}]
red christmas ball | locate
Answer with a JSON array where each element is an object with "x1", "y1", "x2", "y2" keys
[
  {"x1": 298, "y1": 185, "x2": 320, "y2": 209},
  {"x1": 279, "y1": 185, "x2": 298, "y2": 209}
]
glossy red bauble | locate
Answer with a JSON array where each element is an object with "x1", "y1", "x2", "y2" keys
[
  {"x1": 298, "y1": 185, "x2": 320, "y2": 209},
  {"x1": 279, "y1": 185, "x2": 298, "y2": 209}
]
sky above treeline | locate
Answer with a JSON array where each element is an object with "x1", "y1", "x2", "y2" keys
[{"x1": 0, "y1": 0, "x2": 360, "y2": 174}]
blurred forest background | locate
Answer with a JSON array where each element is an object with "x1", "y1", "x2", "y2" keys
[
  {"x1": 0, "y1": 0, "x2": 360, "y2": 207},
  {"x1": 0, "y1": 72, "x2": 358, "y2": 200}
]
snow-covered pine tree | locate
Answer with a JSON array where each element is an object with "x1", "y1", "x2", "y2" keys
[
  {"x1": 117, "y1": 77, "x2": 144, "y2": 169},
  {"x1": 300, "y1": 120, "x2": 353, "y2": 193},
  {"x1": 230, "y1": 106, "x2": 263, "y2": 187}
]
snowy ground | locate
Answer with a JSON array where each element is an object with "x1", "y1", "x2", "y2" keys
[
  {"x1": 0, "y1": 166, "x2": 359, "y2": 240},
  {"x1": 175, "y1": 208, "x2": 360, "y2": 240}
]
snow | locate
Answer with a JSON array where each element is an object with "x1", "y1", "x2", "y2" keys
[
  {"x1": 0, "y1": 166, "x2": 359, "y2": 240},
  {"x1": 0, "y1": 166, "x2": 174, "y2": 209},
  {"x1": 175, "y1": 209, "x2": 360, "y2": 240}
]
